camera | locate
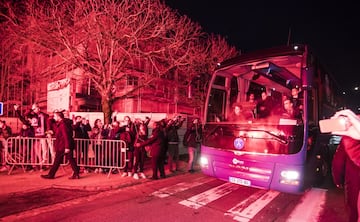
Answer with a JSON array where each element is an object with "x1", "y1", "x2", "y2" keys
[{"x1": 319, "y1": 116, "x2": 348, "y2": 133}]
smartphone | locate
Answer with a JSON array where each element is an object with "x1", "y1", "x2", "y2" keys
[{"x1": 319, "y1": 118, "x2": 347, "y2": 133}]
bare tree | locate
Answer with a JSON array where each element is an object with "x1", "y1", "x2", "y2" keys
[
  {"x1": 184, "y1": 34, "x2": 238, "y2": 106},
  {"x1": 0, "y1": 11, "x2": 31, "y2": 115},
  {"x1": 1, "y1": 0, "x2": 238, "y2": 122}
]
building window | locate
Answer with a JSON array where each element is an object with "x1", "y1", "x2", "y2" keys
[{"x1": 127, "y1": 76, "x2": 139, "y2": 86}]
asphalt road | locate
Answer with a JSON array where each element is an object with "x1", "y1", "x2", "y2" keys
[{"x1": 1, "y1": 171, "x2": 347, "y2": 222}]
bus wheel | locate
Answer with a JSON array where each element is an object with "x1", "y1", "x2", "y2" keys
[{"x1": 315, "y1": 158, "x2": 328, "y2": 185}]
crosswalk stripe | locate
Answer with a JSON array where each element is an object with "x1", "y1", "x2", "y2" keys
[
  {"x1": 178, "y1": 182, "x2": 240, "y2": 209},
  {"x1": 226, "y1": 190, "x2": 280, "y2": 222},
  {"x1": 151, "y1": 177, "x2": 215, "y2": 198},
  {"x1": 152, "y1": 178, "x2": 328, "y2": 221},
  {"x1": 286, "y1": 188, "x2": 327, "y2": 222}
]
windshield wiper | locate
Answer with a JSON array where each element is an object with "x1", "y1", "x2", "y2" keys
[{"x1": 233, "y1": 128, "x2": 288, "y2": 144}]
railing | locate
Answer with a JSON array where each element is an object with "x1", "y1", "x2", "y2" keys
[{"x1": 3, "y1": 137, "x2": 128, "y2": 177}]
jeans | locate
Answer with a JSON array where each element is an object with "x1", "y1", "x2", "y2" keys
[{"x1": 188, "y1": 144, "x2": 199, "y2": 171}]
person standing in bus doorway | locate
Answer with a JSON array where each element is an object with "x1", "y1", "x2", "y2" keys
[
  {"x1": 41, "y1": 111, "x2": 80, "y2": 179},
  {"x1": 228, "y1": 104, "x2": 246, "y2": 122},
  {"x1": 282, "y1": 96, "x2": 302, "y2": 121},
  {"x1": 290, "y1": 86, "x2": 303, "y2": 110},
  {"x1": 247, "y1": 92, "x2": 257, "y2": 117},
  {"x1": 183, "y1": 118, "x2": 202, "y2": 173},
  {"x1": 248, "y1": 92, "x2": 256, "y2": 105},
  {"x1": 256, "y1": 91, "x2": 273, "y2": 118},
  {"x1": 331, "y1": 109, "x2": 360, "y2": 222}
]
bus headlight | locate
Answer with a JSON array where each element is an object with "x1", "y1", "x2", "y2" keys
[
  {"x1": 200, "y1": 156, "x2": 209, "y2": 169},
  {"x1": 280, "y1": 170, "x2": 300, "y2": 185}
]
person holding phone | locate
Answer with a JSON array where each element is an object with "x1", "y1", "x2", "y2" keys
[{"x1": 331, "y1": 109, "x2": 360, "y2": 222}]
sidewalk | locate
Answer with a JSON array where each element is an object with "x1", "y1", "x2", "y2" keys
[{"x1": 0, "y1": 158, "x2": 190, "y2": 195}]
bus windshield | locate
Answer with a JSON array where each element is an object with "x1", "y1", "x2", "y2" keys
[
  {"x1": 205, "y1": 54, "x2": 304, "y2": 155},
  {"x1": 200, "y1": 45, "x2": 344, "y2": 193}
]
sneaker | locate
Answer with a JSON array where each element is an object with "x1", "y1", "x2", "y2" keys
[
  {"x1": 0, "y1": 166, "x2": 8, "y2": 172},
  {"x1": 127, "y1": 172, "x2": 132, "y2": 177},
  {"x1": 139, "y1": 172, "x2": 146, "y2": 179},
  {"x1": 121, "y1": 172, "x2": 128, "y2": 177},
  {"x1": 133, "y1": 173, "x2": 139, "y2": 180}
]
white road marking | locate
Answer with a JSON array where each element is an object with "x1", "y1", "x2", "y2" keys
[
  {"x1": 155, "y1": 177, "x2": 327, "y2": 221},
  {"x1": 226, "y1": 190, "x2": 280, "y2": 222},
  {"x1": 178, "y1": 182, "x2": 240, "y2": 209},
  {"x1": 286, "y1": 188, "x2": 327, "y2": 222},
  {"x1": 151, "y1": 177, "x2": 215, "y2": 198}
]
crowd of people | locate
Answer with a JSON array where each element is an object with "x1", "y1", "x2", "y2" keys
[
  {"x1": 228, "y1": 87, "x2": 303, "y2": 122},
  {"x1": 0, "y1": 103, "x2": 204, "y2": 180}
]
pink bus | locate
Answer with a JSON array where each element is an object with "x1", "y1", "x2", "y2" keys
[{"x1": 199, "y1": 44, "x2": 343, "y2": 193}]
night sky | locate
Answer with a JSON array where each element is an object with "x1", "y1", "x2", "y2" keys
[{"x1": 165, "y1": 0, "x2": 359, "y2": 110}]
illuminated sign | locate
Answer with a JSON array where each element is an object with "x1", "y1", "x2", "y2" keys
[
  {"x1": 0, "y1": 102, "x2": 3, "y2": 115},
  {"x1": 234, "y1": 137, "x2": 245, "y2": 150},
  {"x1": 47, "y1": 78, "x2": 70, "y2": 113}
]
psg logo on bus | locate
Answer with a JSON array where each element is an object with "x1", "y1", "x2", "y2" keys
[{"x1": 234, "y1": 137, "x2": 245, "y2": 150}]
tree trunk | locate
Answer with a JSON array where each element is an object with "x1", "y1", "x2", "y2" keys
[{"x1": 101, "y1": 95, "x2": 112, "y2": 125}]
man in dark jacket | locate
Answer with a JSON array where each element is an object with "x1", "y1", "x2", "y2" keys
[
  {"x1": 41, "y1": 111, "x2": 79, "y2": 179},
  {"x1": 134, "y1": 121, "x2": 166, "y2": 180},
  {"x1": 72, "y1": 116, "x2": 92, "y2": 170},
  {"x1": 165, "y1": 116, "x2": 185, "y2": 172},
  {"x1": 256, "y1": 91, "x2": 273, "y2": 118},
  {"x1": 183, "y1": 118, "x2": 202, "y2": 173},
  {"x1": 331, "y1": 109, "x2": 360, "y2": 222}
]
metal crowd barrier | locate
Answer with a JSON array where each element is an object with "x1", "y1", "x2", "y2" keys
[{"x1": 4, "y1": 137, "x2": 128, "y2": 177}]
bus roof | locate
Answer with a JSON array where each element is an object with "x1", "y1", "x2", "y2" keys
[{"x1": 216, "y1": 44, "x2": 307, "y2": 70}]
